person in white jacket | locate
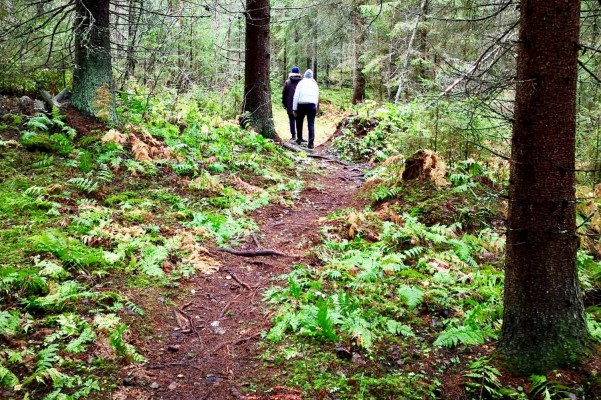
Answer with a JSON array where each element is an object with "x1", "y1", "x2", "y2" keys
[{"x1": 293, "y1": 69, "x2": 319, "y2": 149}]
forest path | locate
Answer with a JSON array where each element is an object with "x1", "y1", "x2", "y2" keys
[
  {"x1": 272, "y1": 105, "x2": 338, "y2": 146},
  {"x1": 117, "y1": 142, "x2": 367, "y2": 399}
]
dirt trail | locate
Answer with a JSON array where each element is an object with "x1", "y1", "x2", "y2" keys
[{"x1": 117, "y1": 145, "x2": 366, "y2": 400}]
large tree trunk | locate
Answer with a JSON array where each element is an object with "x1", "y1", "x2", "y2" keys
[
  {"x1": 71, "y1": 0, "x2": 117, "y2": 124},
  {"x1": 498, "y1": 0, "x2": 588, "y2": 374},
  {"x1": 243, "y1": 0, "x2": 276, "y2": 139},
  {"x1": 351, "y1": 3, "x2": 366, "y2": 105}
]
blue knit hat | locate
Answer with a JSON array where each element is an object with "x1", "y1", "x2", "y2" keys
[
  {"x1": 291, "y1": 66, "x2": 300, "y2": 73},
  {"x1": 304, "y1": 69, "x2": 313, "y2": 78}
]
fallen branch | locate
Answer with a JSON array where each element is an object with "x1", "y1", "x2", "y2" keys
[
  {"x1": 39, "y1": 88, "x2": 71, "y2": 110},
  {"x1": 174, "y1": 307, "x2": 202, "y2": 345},
  {"x1": 40, "y1": 90, "x2": 60, "y2": 109},
  {"x1": 215, "y1": 247, "x2": 291, "y2": 258},
  {"x1": 223, "y1": 268, "x2": 251, "y2": 290},
  {"x1": 219, "y1": 293, "x2": 244, "y2": 318}
]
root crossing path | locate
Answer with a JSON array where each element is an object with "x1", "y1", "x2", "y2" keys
[{"x1": 117, "y1": 146, "x2": 366, "y2": 400}]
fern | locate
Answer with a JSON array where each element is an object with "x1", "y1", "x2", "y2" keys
[
  {"x1": 463, "y1": 358, "x2": 504, "y2": 398},
  {"x1": 37, "y1": 259, "x2": 70, "y2": 280},
  {"x1": 32, "y1": 154, "x2": 55, "y2": 169},
  {"x1": 397, "y1": 285, "x2": 424, "y2": 310},
  {"x1": 28, "y1": 281, "x2": 95, "y2": 311},
  {"x1": 126, "y1": 301, "x2": 145, "y2": 316},
  {"x1": 65, "y1": 326, "x2": 96, "y2": 354},
  {"x1": 49, "y1": 133, "x2": 74, "y2": 155},
  {"x1": 450, "y1": 239, "x2": 478, "y2": 268},
  {"x1": 403, "y1": 246, "x2": 424, "y2": 259},
  {"x1": 93, "y1": 313, "x2": 122, "y2": 333},
  {"x1": 36, "y1": 343, "x2": 60, "y2": 372},
  {"x1": 24, "y1": 185, "x2": 46, "y2": 197},
  {"x1": 27, "y1": 114, "x2": 52, "y2": 131},
  {"x1": 371, "y1": 185, "x2": 403, "y2": 202},
  {"x1": 0, "y1": 311, "x2": 21, "y2": 338},
  {"x1": 315, "y1": 299, "x2": 340, "y2": 341},
  {"x1": 68, "y1": 177, "x2": 98, "y2": 194},
  {"x1": 109, "y1": 324, "x2": 146, "y2": 362},
  {"x1": 530, "y1": 374, "x2": 573, "y2": 400},
  {"x1": 96, "y1": 165, "x2": 114, "y2": 183},
  {"x1": 433, "y1": 323, "x2": 486, "y2": 348},
  {"x1": 384, "y1": 319, "x2": 414, "y2": 337},
  {"x1": 172, "y1": 161, "x2": 197, "y2": 176},
  {"x1": 0, "y1": 365, "x2": 19, "y2": 388},
  {"x1": 137, "y1": 245, "x2": 169, "y2": 277}
]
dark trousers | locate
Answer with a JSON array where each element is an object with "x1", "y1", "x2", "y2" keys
[
  {"x1": 296, "y1": 103, "x2": 317, "y2": 145},
  {"x1": 287, "y1": 112, "x2": 296, "y2": 138}
]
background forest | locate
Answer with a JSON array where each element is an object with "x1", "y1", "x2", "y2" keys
[{"x1": 2, "y1": 0, "x2": 601, "y2": 399}]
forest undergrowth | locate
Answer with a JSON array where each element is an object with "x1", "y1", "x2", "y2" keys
[{"x1": 1, "y1": 92, "x2": 601, "y2": 399}]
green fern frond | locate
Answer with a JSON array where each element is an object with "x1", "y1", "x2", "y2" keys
[
  {"x1": 433, "y1": 324, "x2": 485, "y2": 348},
  {"x1": 397, "y1": 285, "x2": 424, "y2": 310},
  {"x1": 32, "y1": 154, "x2": 55, "y2": 169},
  {"x1": 0, "y1": 365, "x2": 19, "y2": 389},
  {"x1": 109, "y1": 324, "x2": 146, "y2": 362},
  {"x1": 68, "y1": 177, "x2": 98, "y2": 194},
  {"x1": 96, "y1": 165, "x2": 114, "y2": 183},
  {"x1": 138, "y1": 245, "x2": 168, "y2": 277},
  {"x1": 0, "y1": 311, "x2": 21, "y2": 338},
  {"x1": 385, "y1": 319, "x2": 414, "y2": 337},
  {"x1": 27, "y1": 114, "x2": 52, "y2": 131},
  {"x1": 35, "y1": 343, "x2": 60, "y2": 372},
  {"x1": 65, "y1": 326, "x2": 96, "y2": 354}
]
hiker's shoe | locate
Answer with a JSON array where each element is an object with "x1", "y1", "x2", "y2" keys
[
  {"x1": 299, "y1": 139, "x2": 307, "y2": 143},
  {"x1": 290, "y1": 136, "x2": 296, "y2": 142},
  {"x1": 308, "y1": 143, "x2": 314, "y2": 149}
]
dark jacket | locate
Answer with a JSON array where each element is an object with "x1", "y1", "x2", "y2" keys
[{"x1": 282, "y1": 73, "x2": 303, "y2": 114}]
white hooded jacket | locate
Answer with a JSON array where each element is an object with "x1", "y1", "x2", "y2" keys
[{"x1": 293, "y1": 78, "x2": 319, "y2": 111}]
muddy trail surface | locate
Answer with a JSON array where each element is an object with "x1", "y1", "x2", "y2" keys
[{"x1": 116, "y1": 144, "x2": 367, "y2": 400}]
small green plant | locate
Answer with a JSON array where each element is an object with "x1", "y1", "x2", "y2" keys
[
  {"x1": 68, "y1": 177, "x2": 99, "y2": 194},
  {"x1": 462, "y1": 358, "x2": 521, "y2": 399},
  {"x1": 529, "y1": 374, "x2": 577, "y2": 400}
]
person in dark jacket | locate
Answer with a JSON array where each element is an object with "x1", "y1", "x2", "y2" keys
[{"x1": 282, "y1": 66, "x2": 304, "y2": 141}]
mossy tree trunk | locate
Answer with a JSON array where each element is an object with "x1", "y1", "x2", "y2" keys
[
  {"x1": 71, "y1": 0, "x2": 118, "y2": 124},
  {"x1": 243, "y1": 0, "x2": 276, "y2": 139},
  {"x1": 498, "y1": 0, "x2": 588, "y2": 374}
]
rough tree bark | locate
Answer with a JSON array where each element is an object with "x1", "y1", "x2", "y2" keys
[
  {"x1": 71, "y1": 0, "x2": 117, "y2": 124},
  {"x1": 351, "y1": 2, "x2": 366, "y2": 105},
  {"x1": 242, "y1": 0, "x2": 276, "y2": 139},
  {"x1": 498, "y1": 0, "x2": 588, "y2": 374}
]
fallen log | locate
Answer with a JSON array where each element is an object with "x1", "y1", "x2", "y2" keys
[
  {"x1": 40, "y1": 88, "x2": 72, "y2": 110},
  {"x1": 40, "y1": 90, "x2": 60, "y2": 109}
]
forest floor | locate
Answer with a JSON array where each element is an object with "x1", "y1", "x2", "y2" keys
[
  {"x1": 113, "y1": 121, "x2": 368, "y2": 399},
  {"x1": 3, "y1": 96, "x2": 601, "y2": 400}
]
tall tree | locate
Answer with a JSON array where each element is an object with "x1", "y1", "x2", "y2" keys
[
  {"x1": 71, "y1": 0, "x2": 117, "y2": 124},
  {"x1": 351, "y1": 1, "x2": 366, "y2": 104},
  {"x1": 498, "y1": 0, "x2": 588, "y2": 374},
  {"x1": 243, "y1": 0, "x2": 276, "y2": 139}
]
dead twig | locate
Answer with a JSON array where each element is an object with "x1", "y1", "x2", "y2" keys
[
  {"x1": 223, "y1": 268, "x2": 251, "y2": 290},
  {"x1": 252, "y1": 233, "x2": 261, "y2": 248},
  {"x1": 174, "y1": 307, "x2": 202, "y2": 346},
  {"x1": 219, "y1": 292, "x2": 244, "y2": 318}
]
